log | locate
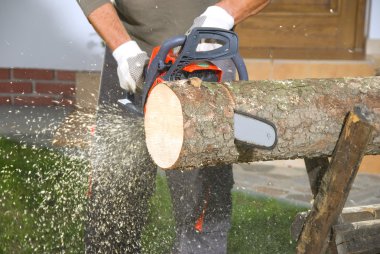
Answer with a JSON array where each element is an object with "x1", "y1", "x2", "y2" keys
[
  {"x1": 295, "y1": 109, "x2": 375, "y2": 254},
  {"x1": 144, "y1": 77, "x2": 380, "y2": 169}
]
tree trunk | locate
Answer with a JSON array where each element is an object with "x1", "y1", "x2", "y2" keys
[{"x1": 144, "y1": 77, "x2": 380, "y2": 170}]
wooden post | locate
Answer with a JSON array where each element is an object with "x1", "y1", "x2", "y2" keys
[
  {"x1": 291, "y1": 205, "x2": 380, "y2": 240},
  {"x1": 304, "y1": 157, "x2": 330, "y2": 197},
  {"x1": 303, "y1": 157, "x2": 335, "y2": 252},
  {"x1": 292, "y1": 204, "x2": 380, "y2": 253},
  {"x1": 296, "y1": 107, "x2": 375, "y2": 254}
]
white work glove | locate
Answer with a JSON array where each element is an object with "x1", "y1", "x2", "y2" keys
[
  {"x1": 188, "y1": 6, "x2": 235, "y2": 52},
  {"x1": 189, "y1": 6, "x2": 234, "y2": 31},
  {"x1": 112, "y1": 41, "x2": 149, "y2": 93}
]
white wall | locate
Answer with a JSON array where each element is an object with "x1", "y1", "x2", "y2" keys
[
  {"x1": 0, "y1": 0, "x2": 378, "y2": 71},
  {"x1": 369, "y1": 0, "x2": 380, "y2": 39},
  {"x1": 0, "y1": 0, "x2": 104, "y2": 71}
]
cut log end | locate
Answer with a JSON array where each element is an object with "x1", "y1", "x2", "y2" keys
[{"x1": 144, "y1": 83, "x2": 183, "y2": 169}]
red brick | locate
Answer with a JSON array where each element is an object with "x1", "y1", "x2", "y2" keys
[
  {"x1": 56, "y1": 70, "x2": 76, "y2": 81},
  {"x1": 0, "y1": 69, "x2": 10, "y2": 79},
  {"x1": 35, "y1": 83, "x2": 75, "y2": 96},
  {"x1": 13, "y1": 68, "x2": 54, "y2": 80},
  {"x1": 0, "y1": 97, "x2": 11, "y2": 104},
  {"x1": 13, "y1": 96, "x2": 56, "y2": 106},
  {"x1": 0, "y1": 82, "x2": 33, "y2": 93}
]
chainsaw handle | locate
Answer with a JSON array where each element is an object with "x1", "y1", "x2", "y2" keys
[
  {"x1": 165, "y1": 28, "x2": 249, "y2": 81},
  {"x1": 232, "y1": 54, "x2": 249, "y2": 81}
]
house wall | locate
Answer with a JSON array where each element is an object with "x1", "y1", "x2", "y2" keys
[
  {"x1": 0, "y1": 0, "x2": 103, "y2": 107},
  {"x1": 0, "y1": 0, "x2": 104, "y2": 71},
  {"x1": 0, "y1": 68, "x2": 76, "y2": 106},
  {"x1": 0, "y1": 0, "x2": 378, "y2": 106},
  {"x1": 0, "y1": 0, "x2": 378, "y2": 71}
]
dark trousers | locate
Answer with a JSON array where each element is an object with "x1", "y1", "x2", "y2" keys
[{"x1": 85, "y1": 47, "x2": 234, "y2": 254}]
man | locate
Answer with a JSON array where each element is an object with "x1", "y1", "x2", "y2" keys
[{"x1": 77, "y1": 0, "x2": 269, "y2": 253}]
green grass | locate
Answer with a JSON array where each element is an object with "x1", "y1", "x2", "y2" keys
[
  {"x1": 0, "y1": 138, "x2": 305, "y2": 253},
  {"x1": 0, "y1": 138, "x2": 89, "y2": 253},
  {"x1": 141, "y1": 175, "x2": 176, "y2": 254},
  {"x1": 142, "y1": 176, "x2": 304, "y2": 254},
  {"x1": 228, "y1": 192, "x2": 302, "y2": 253}
]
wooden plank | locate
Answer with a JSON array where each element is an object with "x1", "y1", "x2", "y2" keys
[
  {"x1": 340, "y1": 205, "x2": 380, "y2": 224},
  {"x1": 334, "y1": 219, "x2": 380, "y2": 254},
  {"x1": 296, "y1": 108, "x2": 375, "y2": 254},
  {"x1": 291, "y1": 204, "x2": 380, "y2": 241},
  {"x1": 239, "y1": 48, "x2": 365, "y2": 60}
]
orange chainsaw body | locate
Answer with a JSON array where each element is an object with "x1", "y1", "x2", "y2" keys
[{"x1": 146, "y1": 46, "x2": 223, "y2": 100}]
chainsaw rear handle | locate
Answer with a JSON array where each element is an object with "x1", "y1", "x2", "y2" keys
[{"x1": 142, "y1": 27, "x2": 249, "y2": 109}]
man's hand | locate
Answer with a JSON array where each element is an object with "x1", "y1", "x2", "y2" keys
[
  {"x1": 216, "y1": 0, "x2": 270, "y2": 24},
  {"x1": 87, "y1": 3, "x2": 148, "y2": 93},
  {"x1": 187, "y1": 6, "x2": 234, "y2": 52},
  {"x1": 189, "y1": 6, "x2": 234, "y2": 32},
  {"x1": 112, "y1": 41, "x2": 149, "y2": 93}
]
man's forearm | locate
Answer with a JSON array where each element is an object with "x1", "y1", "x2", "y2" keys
[
  {"x1": 85, "y1": 1, "x2": 269, "y2": 51},
  {"x1": 216, "y1": 0, "x2": 269, "y2": 24},
  {"x1": 88, "y1": 2, "x2": 131, "y2": 51}
]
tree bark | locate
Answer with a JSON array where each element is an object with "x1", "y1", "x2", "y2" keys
[{"x1": 144, "y1": 77, "x2": 380, "y2": 169}]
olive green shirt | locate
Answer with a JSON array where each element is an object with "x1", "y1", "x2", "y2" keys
[{"x1": 78, "y1": 0, "x2": 218, "y2": 53}]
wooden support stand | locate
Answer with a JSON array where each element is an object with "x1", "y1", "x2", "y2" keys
[
  {"x1": 295, "y1": 107, "x2": 376, "y2": 254},
  {"x1": 334, "y1": 219, "x2": 380, "y2": 253},
  {"x1": 292, "y1": 205, "x2": 380, "y2": 254},
  {"x1": 304, "y1": 157, "x2": 329, "y2": 197}
]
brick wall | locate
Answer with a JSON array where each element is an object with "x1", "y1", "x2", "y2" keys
[{"x1": 0, "y1": 68, "x2": 76, "y2": 106}]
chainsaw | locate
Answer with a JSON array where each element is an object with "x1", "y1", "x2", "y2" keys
[{"x1": 119, "y1": 27, "x2": 277, "y2": 149}]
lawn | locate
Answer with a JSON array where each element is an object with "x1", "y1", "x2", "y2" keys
[
  {"x1": 0, "y1": 138, "x2": 305, "y2": 253},
  {"x1": 0, "y1": 138, "x2": 89, "y2": 253}
]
